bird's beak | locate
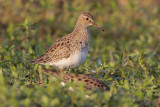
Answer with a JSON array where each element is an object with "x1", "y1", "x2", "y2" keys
[{"x1": 92, "y1": 22, "x2": 104, "y2": 31}]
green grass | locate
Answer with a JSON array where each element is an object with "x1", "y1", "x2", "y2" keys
[{"x1": 0, "y1": 0, "x2": 160, "y2": 106}]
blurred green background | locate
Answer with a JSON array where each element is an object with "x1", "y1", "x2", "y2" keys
[{"x1": 0, "y1": 0, "x2": 160, "y2": 106}]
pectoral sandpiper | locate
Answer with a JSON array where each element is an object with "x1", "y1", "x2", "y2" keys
[{"x1": 31, "y1": 12, "x2": 104, "y2": 71}]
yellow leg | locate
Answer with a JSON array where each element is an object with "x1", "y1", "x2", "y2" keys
[
  {"x1": 38, "y1": 66, "x2": 43, "y2": 84},
  {"x1": 49, "y1": 66, "x2": 55, "y2": 70},
  {"x1": 59, "y1": 69, "x2": 63, "y2": 73}
]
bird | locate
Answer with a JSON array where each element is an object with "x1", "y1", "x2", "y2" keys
[
  {"x1": 31, "y1": 12, "x2": 104, "y2": 71},
  {"x1": 42, "y1": 68, "x2": 110, "y2": 91}
]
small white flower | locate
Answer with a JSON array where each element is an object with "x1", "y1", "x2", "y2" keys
[
  {"x1": 61, "y1": 82, "x2": 66, "y2": 87},
  {"x1": 91, "y1": 70, "x2": 96, "y2": 73},
  {"x1": 85, "y1": 94, "x2": 90, "y2": 99},
  {"x1": 69, "y1": 86, "x2": 74, "y2": 91}
]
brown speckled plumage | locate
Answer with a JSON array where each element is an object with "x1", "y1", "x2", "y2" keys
[{"x1": 31, "y1": 12, "x2": 104, "y2": 70}]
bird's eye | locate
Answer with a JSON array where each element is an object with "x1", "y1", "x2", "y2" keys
[{"x1": 86, "y1": 18, "x2": 89, "y2": 20}]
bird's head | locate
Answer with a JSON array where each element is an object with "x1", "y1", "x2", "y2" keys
[{"x1": 77, "y1": 12, "x2": 104, "y2": 31}]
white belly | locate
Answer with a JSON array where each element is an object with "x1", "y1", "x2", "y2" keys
[{"x1": 51, "y1": 46, "x2": 89, "y2": 70}]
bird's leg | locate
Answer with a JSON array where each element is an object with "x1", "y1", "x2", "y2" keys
[
  {"x1": 49, "y1": 66, "x2": 55, "y2": 70},
  {"x1": 38, "y1": 66, "x2": 44, "y2": 84},
  {"x1": 59, "y1": 69, "x2": 64, "y2": 73},
  {"x1": 60, "y1": 69, "x2": 69, "y2": 73}
]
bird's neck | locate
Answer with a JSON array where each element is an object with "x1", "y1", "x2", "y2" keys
[
  {"x1": 73, "y1": 22, "x2": 88, "y2": 32},
  {"x1": 72, "y1": 23, "x2": 91, "y2": 43}
]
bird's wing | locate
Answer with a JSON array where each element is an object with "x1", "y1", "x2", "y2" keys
[{"x1": 31, "y1": 35, "x2": 76, "y2": 64}]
